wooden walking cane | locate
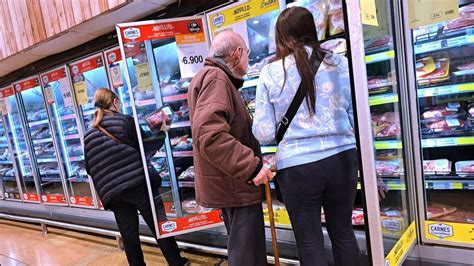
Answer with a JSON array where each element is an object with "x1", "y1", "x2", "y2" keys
[{"x1": 265, "y1": 181, "x2": 281, "y2": 266}]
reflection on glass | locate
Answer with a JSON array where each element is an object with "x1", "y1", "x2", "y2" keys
[
  {"x1": 412, "y1": 2, "x2": 474, "y2": 226},
  {"x1": 0, "y1": 118, "x2": 19, "y2": 200}
]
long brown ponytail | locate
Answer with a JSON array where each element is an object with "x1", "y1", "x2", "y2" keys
[
  {"x1": 272, "y1": 6, "x2": 327, "y2": 115},
  {"x1": 92, "y1": 88, "x2": 118, "y2": 128}
]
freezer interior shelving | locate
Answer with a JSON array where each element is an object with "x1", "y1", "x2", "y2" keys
[
  {"x1": 0, "y1": 118, "x2": 19, "y2": 200},
  {"x1": 412, "y1": 2, "x2": 474, "y2": 225}
]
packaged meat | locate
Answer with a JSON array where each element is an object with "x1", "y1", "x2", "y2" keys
[
  {"x1": 375, "y1": 160, "x2": 402, "y2": 176},
  {"x1": 424, "y1": 118, "x2": 466, "y2": 133},
  {"x1": 376, "y1": 150, "x2": 401, "y2": 161},
  {"x1": 328, "y1": 0, "x2": 342, "y2": 14},
  {"x1": 170, "y1": 135, "x2": 193, "y2": 151},
  {"x1": 455, "y1": 160, "x2": 474, "y2": 176},
  {"x1": 432, "y1": 210, "x2": 474, "y2": 224},
  {"x1": 427, "y1": 203, "x2": 457, "y2": 219},
  {"x1": 417, "y1": 57, "x2": 450, "y2": 86},
  {"x1": 173, "y1": 102, "x2": 189, "y2": 122},
  {"x1": 372, "y1": 112, "x2": 401, "y2": 138},
  {"x1": 352, "y1": 208, "x2": 365, "y2": 226},
  {"x1": 367, "y1": 72, "x2": 396, "y2": 94},
  {"x1": 182, "y1": 199, "x2": 213, "y2": 214},
  {"x1": 453, "y1": 61, "x2": 474, "y2": 76},
  {"x1": 364, "y1": 35, "x2": 392, "y2": 50},
  {"x1": 305, "y1": 1, "x2": 329, "y2": 41},
  {"x1": 178, "y1": 166, "x2": 195, "y2": 180},
  {"x1": 416, "y1": 57, "x2": 436, "y2": 78},
  {"x1": 413, "y1": 23, "x2": 444, "y2": 41},
  {"x1": 145, "y1": 106, "x2": 173, "y2": 134},
  {"x1": 421, "y1": 102, "x2": 466, "y2": 123},
  {"x1": 320, "y1": 38, "x2": 346, "y2": 54},
  {"x1": 444, "y1": 3, "x2": 474, "y2": 32},
  {"x1": 468, "y1": 103, "x2": 474, "y2": 119},
  {"x1": 423, "y1": 159, "x2": 452, "y2": 175},
  {"x1": 329, "y1": 10, "x2": 344, "y2": 36}
]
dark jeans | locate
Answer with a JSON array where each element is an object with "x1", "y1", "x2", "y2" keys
[
  {"x1": 222, "y1": 203, "x2": 267, "y2": 266},
  {"x1": 277, "y1": 149, "x2": 360, "y2": 266},
  {"x1": 108, "y1": 184, "x2": 186, "y2": 266}
]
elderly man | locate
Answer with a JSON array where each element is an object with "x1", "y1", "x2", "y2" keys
[{"x1": 188, "y1": 31, "x2": 273, "y2": 265}]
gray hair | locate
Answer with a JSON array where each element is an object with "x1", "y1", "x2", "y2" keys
[{"x1": 210, "y1": 31, "x2": 246, "y2": 58}]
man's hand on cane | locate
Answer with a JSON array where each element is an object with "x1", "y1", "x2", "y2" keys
[{"x1": 252, "y1": 163, "x2": 274, "y2": 186}]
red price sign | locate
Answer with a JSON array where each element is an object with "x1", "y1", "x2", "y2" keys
[
  {"x1": 158, "y1": 210, "x2": 223, "y2": 236},
  {"x1": 14, "y1": 77, "x2": 40, "y2": 92}
]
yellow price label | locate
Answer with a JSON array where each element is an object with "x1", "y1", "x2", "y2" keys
[
  {"x1": 134, "y1": 63, "x2": 153, "y2": 92},
  {"x1": 385, "y1": 222, "x2": 416, "y2": 265},
  {"x1": 73, "y1": 81, "x2": 88, "y2": 106},
  {"x1": 263, "y1": 208, "x2": 291, "y2": 226},
  {"x1": 360, "y1": 0, "x2": 379, "y2": 26}
]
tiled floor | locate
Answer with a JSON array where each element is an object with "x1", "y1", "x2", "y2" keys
[{"x1": 0, "y1": 219, "x2": 225, "y2": 265}]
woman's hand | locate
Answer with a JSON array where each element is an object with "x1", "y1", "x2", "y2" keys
[{"x1": 160, "y1": 122, "x2": 171, "y2": 133}]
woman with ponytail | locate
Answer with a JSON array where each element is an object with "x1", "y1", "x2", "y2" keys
[
  {"x1": 84, "y1": 88, "x2": 187, "y2": 266},
  {"x1": 253, "y1": 7, "x2": 359, "y2": 266}
]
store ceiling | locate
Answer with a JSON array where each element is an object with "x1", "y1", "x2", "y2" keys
[{"x1": 0, "y1": 0, "x2": 176, "y2": 78}]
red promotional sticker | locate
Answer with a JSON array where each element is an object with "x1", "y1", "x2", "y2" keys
[
  {"x1": 69, "y1": 55, "x2": 104, "y2": 75},
  {"x1": 23, "y1": 193, "x2": 40, "y2": 202},
  {"x1": 0, "y1": 86, "x2": 14, "y2": 99},
  {"x1": 41, "y1": 68, "x2": 67, "y2": 85},
  {"x1": 69, "y1": 196, "x2": 94, "y2": 207},
  {"x1": 158, "y1": 210, "x2": 223, "y2": 236},
  {"x1": 14, "y1": 77, "x2": 40, "y2": 92},
  {"x1": 121, "y1": 19, "x2": 203, "y2": 43},
  {"x1": 41, "y1": 194, "x2": 66, "y2": 204}
]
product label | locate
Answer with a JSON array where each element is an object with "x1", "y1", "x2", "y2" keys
[
  {"x1": 408, "y1": 0, "x2": 458, "y2": 28},
  {"x1": 106, "y1": 48, "x2": 123, "y2": 64},
  {"x1": 360, "y1": 0, "x2": 379, "y2": 26},
  {"x1": 446, "y1": 118, "x2": 460, "y2": 127},
  {"x1": 426, "y1": 221, "x2": 474, "y2": 244},
  {"x1": 44, "y1": 86, "x2": 55, "y2": 105},
  {"x1": 73, "y1": 81, "x2": 88, "y2": 105},
  {"x1": 385, "y1": 221, "x2": 416, "y2": 266},
  {"x1": 59, "y1": 78, "x2": 74, "y2": 107},
  {"x1": 263, "y1": 208, "x2": 292, "y2": 226},
  {"x1": 109, "y1": 65, "x2": 123, "y2": 88},
  {"x1": 176, "y1": 33, "x2": 207, "y2": 78},
  {"x1": 208, "y1": 1, "x2": 279, "y2": 31},
  {"x1": 134, "y1": 63, "x2": 153, "y2": 92},
  {"x1": 158, "y1": 210, "x2": 223, "y2": 237}
]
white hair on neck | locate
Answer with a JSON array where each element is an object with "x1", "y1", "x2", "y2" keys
[{"x1": 210, "y1": 30, "x2": 246, "y2": 58}]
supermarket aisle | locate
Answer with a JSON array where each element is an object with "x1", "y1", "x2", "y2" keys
[{"x1": 0, "y1": 219, "x2": 225, "y2": 265}]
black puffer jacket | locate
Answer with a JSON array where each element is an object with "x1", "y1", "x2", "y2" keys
[{"x1": 84, "y1": 112, "x2": 159, "y2": 208}]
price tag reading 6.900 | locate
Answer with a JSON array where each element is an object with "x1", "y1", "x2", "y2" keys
[{"x1": 182, "y1": 55, "x2": 204, "y2": 65}]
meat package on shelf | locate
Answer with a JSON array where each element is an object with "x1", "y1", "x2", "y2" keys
[
  {"x1": 178, "y1": 166, "x2": 195, "y2": 180},
  {"x1": 375, "y1": 159, "x2": 403, "y2": 176},
  {"x1": 372, "y1": 112, "x2": 401, "y2": 139},
  {"x1": 455, "y1": 160, "x2": 474, "y2": 176},
  {"x1": 416, "y1": 56, "x2": 450, "y2": 86},
  {"x1": 420, "y1": 102, "x2": 472, "y2": 137},
  {"x1": 365, "y1": 35, "x2": 392, "y2": 51},
  {"x1": 181, "y1": 198, "x2": 213, "y2": 214},
  {"x1": 423, "y1": 159, "x2": 452, "y2": 175},
  {"x1": 367, "y1": 71, "x2": 396, "y2": 95}
]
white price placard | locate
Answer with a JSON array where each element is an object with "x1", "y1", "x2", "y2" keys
[
  {"x1": 59, "y1": 78, "x2": 74, "y2": 107},
  {"x1": 110, "y1": 65, "x2": 123, "y2": 88},
  {"x1": 176, "y1": 33, "x2": 208, "y2": 78}
]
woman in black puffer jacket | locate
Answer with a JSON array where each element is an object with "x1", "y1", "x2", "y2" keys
[{"x1": 84, "y1": 88, "x2": 187, "y2": 266}]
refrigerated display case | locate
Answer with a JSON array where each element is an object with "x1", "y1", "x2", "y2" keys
[
  {"x1": 117, "y1": 16, "x2": 223, "y2": 238},
  {"x1": 409, "y1": 1, "x2": 474, "y2": 248},
  {"x1": 104, "y1": 47, "x2": 134, "y2": 115},
  {"x1": 13, "y1": 76, "x2": 67, "y2": 205},
  {"x1": 40, "y1": 67, "x2": 89, "y2": 206},
  {"x1": 0, "y1": 86, "x2": 23, "y2": 201}
]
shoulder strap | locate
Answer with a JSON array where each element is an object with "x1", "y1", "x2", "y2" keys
[
  {"x1": 276, "y1": 51, "x2": 325, "y2": 144},
  {"x1": 98, "y1": 125, "x2": 124, "y2": 144}
]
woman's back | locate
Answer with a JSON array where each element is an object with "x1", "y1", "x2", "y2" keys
[{"x1": 253, "y1": 50, "x2": 356, "y2": 170}]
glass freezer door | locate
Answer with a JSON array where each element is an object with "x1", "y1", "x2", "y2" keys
[
  {"x1": 15, "y1": 76, "x2": 66, "y2": 205},
  {"x1": 0, "y1": 87, "x2": 22, "y2": 200},
  {"x1": 68, "y1": 54, "x2": 110, "y2": 132},
  {"x1": 410, "y1": 1, "x2": 474, "y2": 247},
  {"x1": 41, "y1": 67, "x2": 89, "y2": 206},
  {"x1": 9, "y1": 83, "x2": 39, "y2": 202}
]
